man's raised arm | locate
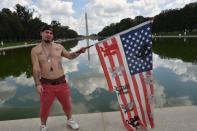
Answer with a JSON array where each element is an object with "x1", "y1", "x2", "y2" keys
[{"x1": 61, "y1": 45, "x2": 86, "y2": 59}]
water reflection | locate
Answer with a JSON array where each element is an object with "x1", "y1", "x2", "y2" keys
[
  {"x1": 154, "y1": 54, "x2": 197, "y2": 83},
  {"x1": 0, "y1": 80, "x2": 16, "y2": 105},
  {"x1": 154, "y1": 53, "x2": 197, "y2": 107},
  {"x1": 153, "y1": 38, "x2": 197, "y2": 63},
  {"x1": 0, "y1": 40, "x2": 78, "y2": 79},
  {"x1": 0, "y1": 38, "x2": 197, "y2": 120}
]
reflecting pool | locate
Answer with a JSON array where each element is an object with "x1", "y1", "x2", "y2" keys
[{"x1": 0, "y1": 38, "x2": 197, "y2": 120}]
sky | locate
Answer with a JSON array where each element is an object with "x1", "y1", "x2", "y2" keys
[{"x1": 0, "y1": 0, "x2": 197, "y2": 35}]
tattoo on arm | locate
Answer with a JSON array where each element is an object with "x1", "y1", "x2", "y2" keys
[{"x1": 71, "y1": 52, "x2": 79, "y2": 59}]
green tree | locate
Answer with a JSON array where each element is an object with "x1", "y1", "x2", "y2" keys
[
  {"x1": 51, "y1": 20, "x2": 77, "y2": 39},
  {"x1": 0, "y1": 4, "x2": 79, "y2": 43},
  {"x1": 98, "y1": 16, "x2": 149, "y2": 39},
  {"x1": 28, "y1": 18, "x2": 45, "y2": 39},
  {"x1": 15, "y1": 4, "x2": 33, "y2": 40},
  {"x1": 152, "y1": 2, "x2": 197, "y2": 33}
]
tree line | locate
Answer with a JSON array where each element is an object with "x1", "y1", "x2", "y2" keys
[
  {"x1": 97, "y1": 16, "x2": 150, "y2": 38},
  {"x1": 0, "y1": 4, "x2": 78, "y2": 43},
  {"x1": 98, "y1": 2, "x2": 197, "y2": 37}
]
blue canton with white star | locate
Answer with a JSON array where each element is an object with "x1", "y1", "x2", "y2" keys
[{"x1": 120, "y1": 23, "x2": 152, "y2": 75}]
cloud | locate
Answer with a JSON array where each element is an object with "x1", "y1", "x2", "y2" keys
[
  {"x1": 78, "y1": 0, "x2": 196, "y2": 34},
  {"x1": 154, "y1": 80, "x2": 193, "y2": 107},
  {"x1": 30, "y1": 0, "x2": 77, "y2": 27},
  {"x1": 153, "y1": 81, "x2": 192, "y2": 108},
  {"x1": 13, "y1": 73, "x2": 34, "y2": 87},
  {"x1": 0, "y1": 81, "x2": 16, "y2": 105},
  {"x1": 180, "y1": 74, "x2": 197, "y2": 83},
  {"x1": 159, "y1": 0, "x2": 197, "y2": 10},
  {"x1": 1, "y1": 0, "x2": 196, "y2": 34},
  {"x1": 153, "y1": 54, "x2": 197, "y2": 83},
  {"x1": 62, "y1": 58, "x2": 79, "y2": 74},
  {"x1": 61, "y1": 43, "x2": 108, "y2": 95},
  {"x1": 66, "y1": 48, "x2": 108, "y2": 95},
  {"x1": 81, "y1": 0, "x2": 135, "y2": 34},
  {"x1": 154, "y1": 82, "x2": 166, "y2": 108},
  {"x1": 36, "y1": 0, "x2": 74, "y2": 15},
  {"x1": 153, "y1": 54, "x2": 189, "y2": 75},
  {"x1": 0, "y1": 74, "x2": 38, "y2": 105},
  {"x1": 70, "y1": 72, "x2": 107, "y2": 95},
  {"x1": 0, "y1": 0, "x2": 78, "y2": 31},
  {"x1": 0, "y1": 0, "x2": 32, "y2": 11},
  {"x1": 17, "y1": 92, "x2": 39, "y2": 102},
  {"x1": 86, "y1": 53, "x2": 104, "y2": 74}
]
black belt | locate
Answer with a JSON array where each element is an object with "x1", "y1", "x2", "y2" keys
[{"x1": 40, "y1": 75, "x2": 66, "y2": 85}]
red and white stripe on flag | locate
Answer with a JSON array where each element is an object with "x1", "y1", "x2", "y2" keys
[{"x1": 95, "y1": 21, "x2": 155, "y2": 130}]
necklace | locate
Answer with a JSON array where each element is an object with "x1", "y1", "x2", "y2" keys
[{"x1": 42, "y1": 43, "x2": 53, "y2": 72}]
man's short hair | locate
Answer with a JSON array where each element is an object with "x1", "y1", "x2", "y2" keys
[{"x1": 40, "y1": 25, "x2": 53, "y2": 32}]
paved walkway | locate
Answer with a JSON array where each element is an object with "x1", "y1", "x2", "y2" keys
[
  {"x1": 0, "y1": 43, "x2": 36, "y2": 51},
  {"x1": 0, "y1": 106, "x2": 197, "y2": 131},
  {"x1": 153, "y1": 35, "x2": 197, "y2": 38}
]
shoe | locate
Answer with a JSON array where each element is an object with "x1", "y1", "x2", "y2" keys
[
  {"x1": 40, "y1": 125, "x2": 48, "y2": 131},
  {"x1": 67, "y1": 119, "x2": 79, "y2": 130}
]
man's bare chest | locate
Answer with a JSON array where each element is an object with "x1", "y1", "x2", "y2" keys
[{"x1": 37, "y1": 48, "x2": 62, "y2": 62}]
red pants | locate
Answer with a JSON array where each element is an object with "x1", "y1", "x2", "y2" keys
[{"x1": 39, "y1": 78, "x2": 71, "y2": 120}]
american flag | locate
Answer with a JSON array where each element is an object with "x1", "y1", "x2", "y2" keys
[{"x1": 96, "y1": 21, "x2": 154, "y2": 131}]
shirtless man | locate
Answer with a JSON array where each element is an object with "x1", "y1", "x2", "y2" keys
[{"x1": 31, "y1": 25, "x2": 86, "y2": 131}]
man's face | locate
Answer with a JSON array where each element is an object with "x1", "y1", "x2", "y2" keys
[{"x1": 40, "y1": 30, "x2": 53, "y2": 43}]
